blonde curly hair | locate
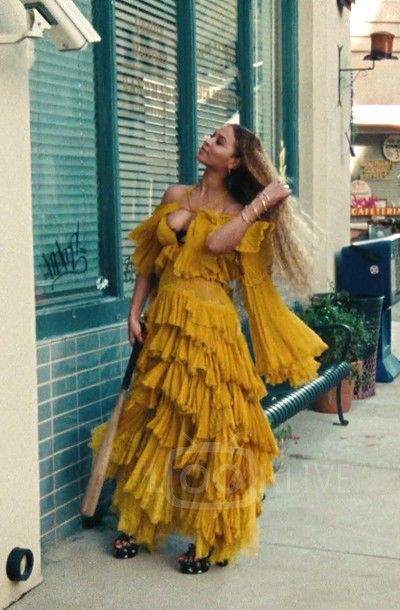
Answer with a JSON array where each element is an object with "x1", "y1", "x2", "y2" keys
[{"x1": 227, "y1": 125, "x2": 320, "y2": 300}]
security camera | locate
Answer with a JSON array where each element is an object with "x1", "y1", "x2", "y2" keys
[
  {"x1": 0, "y1": 0, "x2": 100, "y2": 51},
  {"x1": 20, "y1": 0, "x2": 101, "y2": 50}
]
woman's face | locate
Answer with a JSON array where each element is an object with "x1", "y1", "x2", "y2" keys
[{"x1": 197, "y1": 125, "x2": 238, "y2": 172}]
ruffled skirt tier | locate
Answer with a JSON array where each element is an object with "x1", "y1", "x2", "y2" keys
[{"x1": 90, "y1": 277, "x2": 280, "y2": 563}]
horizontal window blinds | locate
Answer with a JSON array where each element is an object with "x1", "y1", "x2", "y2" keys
[
  {"x1": 195, "y1": 0, "x2": 239, "y2": 154},
  {"x1": 30, "y1": 0, "x2": 100, "y2": 306},
  {"x1": 115, "y1": 0, "x2": 180, "y2": 295}
]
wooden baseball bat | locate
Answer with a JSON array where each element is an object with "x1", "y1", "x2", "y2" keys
[{"x1": 80, "y1": 323, "x2": 146, "y2": 517}]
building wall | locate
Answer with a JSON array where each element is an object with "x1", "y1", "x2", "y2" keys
[
  {"x1": 351, "y1": 0, "x2": 400, "y2": 106},
  {"x1": 0, "y1": 2, "x2": 42, "y2": 607},
  {"x1": 298, "y1": 0, "x2": 351, "y2": 289},
  {"x1": 37, "y1": 323, "x2": 130, "y2": 546}
]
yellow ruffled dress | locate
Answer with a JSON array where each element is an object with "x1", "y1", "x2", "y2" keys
[{"x1": 90, "y1": 200, "x2": 327, "y2": 564}]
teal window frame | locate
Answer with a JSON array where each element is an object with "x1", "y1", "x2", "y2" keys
[
  {"x1": 36, "y1": 0, "x2": 298, "y2": 339},
  {"x1": 281, "y1": 0, "x2": 299, "y2": 194},
  {"x1": 238, "y1": 0, "x2": 254, "y2": 131},
  {"x1": 176, "y1": 0, "x2": 198, "y2": 184},
  {"x1": 36, "y1": 0, "x2": 129, "y2": 340},
  {"x1": 176, "y1": 0, "x2": 298, "y2": 188},
  {"x1": 176, "y1": 0, "x2": 256, "y2": 183}
]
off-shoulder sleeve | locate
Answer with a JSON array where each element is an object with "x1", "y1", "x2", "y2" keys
[
  {"x1": 127, "y1": 201, "x2": 179, "y2": 276},
  {"x1": 240, "y1": 237, "x2": 327, "y2": 386},
  {"x1": 234, "y1": 219, "x2": 274, "y2": 253}
]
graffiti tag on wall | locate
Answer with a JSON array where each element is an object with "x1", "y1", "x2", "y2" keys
[{"x1": 42, "y1": 222, "x2": 88, "y2": 289}]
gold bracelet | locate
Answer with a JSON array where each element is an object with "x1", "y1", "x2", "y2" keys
[
  {"x1": 259, "y1": 192, "x2": 271, "y2": 211},
  {"x1": 250, "y1": 203, "x2": 262, "y2": 220},
  {"x1": 258, "y1": 194, "x2": 267, "y2": 211},
  {"x1": 241, "y1": 207, "x2": 252, "y2": 225}
]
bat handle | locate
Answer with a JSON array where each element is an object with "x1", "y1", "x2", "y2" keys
[{"x1": 122, "y1": 319, "x2": 147, "y2": 390}]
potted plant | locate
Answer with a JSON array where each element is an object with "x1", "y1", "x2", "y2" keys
[{"x1": 294, "y1": 292, "x2": 377, "y2": 412}]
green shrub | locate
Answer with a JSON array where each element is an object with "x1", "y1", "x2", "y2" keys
[{"x1": 294, "y1": 291, "x2": 377, "y2": 364}]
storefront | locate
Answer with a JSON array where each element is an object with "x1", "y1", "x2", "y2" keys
[
  {"x1": 32, "y1": 0, "x2": 297, "y2": 326},
  {"x1": 349, "y1": 3, "x2": 400, "y2": 241},
  {"x1": 350, "y1": 129, "x2": 400, "y2": 242},
  {"x1": 2, "y1": 1, "x2": 354, "y2": 604},
  {"x1": 29, "y1": 0, "x2": 297, "y2": 547}
]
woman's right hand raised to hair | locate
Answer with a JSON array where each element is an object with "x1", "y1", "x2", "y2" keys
[
  {"x1": 246, "y1": 180, "x2": 292, "y2": 220},
  {"x1": 260, "y1": 180, "x2": 292, "y2": 208}
]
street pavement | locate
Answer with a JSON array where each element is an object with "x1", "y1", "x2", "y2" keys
[{"x1": 11, "y1": 323, "x2": 400, "y2": 610}]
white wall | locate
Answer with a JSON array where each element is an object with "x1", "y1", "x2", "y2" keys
[
  {"x1": 0, "y1": 1, "x2": 42, "y2": 607},
  {"x1": 351, "y1": 0, "x2": 400, "y2": 106},
  {"x1": 298, "y1": 1, "x2": 351, "y2": 290}
]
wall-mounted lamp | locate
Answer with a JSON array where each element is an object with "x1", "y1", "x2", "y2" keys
[{"x1": 338, "y1": 31, "x2": 398, "y2": 106}]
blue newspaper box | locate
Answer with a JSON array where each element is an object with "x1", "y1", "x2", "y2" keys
[{"x1": 340, "y1": 234, "x2": 400, "y2": 382}]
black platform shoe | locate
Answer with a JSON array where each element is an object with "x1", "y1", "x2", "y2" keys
[
  {"x1": 178, "y1": 543, "x2": 211, "y2": 574},
  {"x1": 209, "y1": 545, "x2": 229, "y2": 567},
  {"x1": 113, "y1": 533, "x2": 139, "y2": 559}
]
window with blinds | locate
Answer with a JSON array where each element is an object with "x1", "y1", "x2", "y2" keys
[
  {"x1": 30, "y1": 0, "x2": 101, "y2": 307},
  {"x1": 195, "y1": 0, "x2": 240, "y2": 155},
  {"x1": 115, "y1": 0, "x2": 180, "y2": 296},
  {"x1": 254, "y1": 0, "x2": 278, "y2": 158}
]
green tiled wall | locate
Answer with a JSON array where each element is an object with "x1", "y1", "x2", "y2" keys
[{"x1": 37, "y1": 323, "x2": 130, "y2": 548}]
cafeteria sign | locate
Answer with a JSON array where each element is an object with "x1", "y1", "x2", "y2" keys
[{"x1": 351, "y1": 206, "x2": 400, "y2": 217}]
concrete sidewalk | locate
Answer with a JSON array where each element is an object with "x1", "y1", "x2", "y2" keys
[{"x1": 13, "y1": 330, "x2": 400, "y2": 610}]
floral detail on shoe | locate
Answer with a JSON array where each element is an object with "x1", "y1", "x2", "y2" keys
[
  {"x1": 178, "y1": 543, "x2": 210, "y2": 574},
  {"x1": 113, "y1": 533, "x2": 139, "y2": 559}
]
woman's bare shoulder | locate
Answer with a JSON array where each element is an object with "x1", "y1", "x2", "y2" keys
[{"x1": 161, "y1": 184, "x2": 193, "y2": 204}]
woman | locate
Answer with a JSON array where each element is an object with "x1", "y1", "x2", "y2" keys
[{"x1": 90, "y1": 124, "x2": 327, "y2": 574}]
